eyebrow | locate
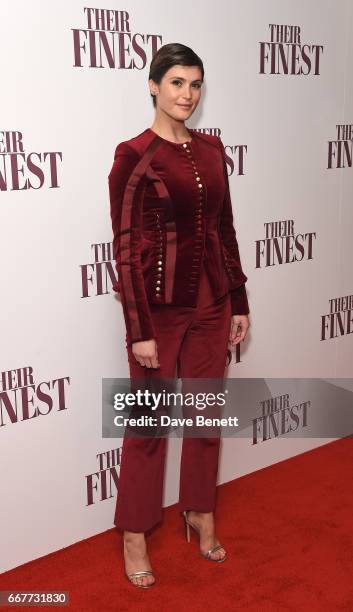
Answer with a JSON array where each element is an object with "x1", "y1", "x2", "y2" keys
[{"x1": 169, "y1": 76, "x2": 202, "y2": 83}]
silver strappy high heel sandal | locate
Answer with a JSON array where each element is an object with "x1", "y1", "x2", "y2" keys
[
  {"x1": 123, "y1": 536, "x2": 156, "y2": 588},
  {"x1": 126, "y1": 569, "x2": 155, "y2": 588},
  {"x1": 182, "y1": 510, "x2": 227, "y2": 562}
]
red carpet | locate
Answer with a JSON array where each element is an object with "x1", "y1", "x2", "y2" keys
[{"x1": 1, "y1": 437, "x2": 353, "y2": 611}]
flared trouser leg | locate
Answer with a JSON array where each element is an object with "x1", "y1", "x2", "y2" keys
[
  {"x1": 177, "y1": 294, "x2": 232, "y2": 513},
  {"x1": 114, "y1": 268, "x2": 232, "y2": 532}
]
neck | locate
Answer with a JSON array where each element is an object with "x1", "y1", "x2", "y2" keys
[{"x1": 150, "y1": 115, "x2": 190, "y2": 142}]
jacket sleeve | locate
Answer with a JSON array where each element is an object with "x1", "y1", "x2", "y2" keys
[
  {"x1": 216, "y1": 136, "x2": 250, "y2": 316},
  {"x1": 108, "y1": 141, "x2": 157, "y2": 347}
]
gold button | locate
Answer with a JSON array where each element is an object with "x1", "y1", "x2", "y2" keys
[
  {"x1": 182, "y1": 143, "x2": 187, "y2": 148},
  {"x1": 157, "y1": 260, "x2": 162, "y2": 265},
  {"x1": 156, "y1": 287, "x2": 161, "y2": 292},
  {"x1": 198, "y1": 184, "x2": 203, "y2": 189}
]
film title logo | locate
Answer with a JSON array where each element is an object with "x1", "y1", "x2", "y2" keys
[
  {"x1": 193, "y1": 128, "x2": 247, "y2": 176},
  {"x1": 226, "y1": 345, "x2": 245, "y2": 367},
  {"x1": 72, "y1": 7, "x2": 162, "y2": 68},
  {"x1": 256, "y1": 219, "x2": 316, "y2": 268},
  {"x1": 0, "y1": 131, "x2": 62, "y2": 192},
  {"x1": 80, "y1": 241, "x2": 117, "y2": 297},
  {"x1": 86, "y1": 447, "x2": 121, "y2": 505},
  {"x1": 0, "y1": 366, "x2": 70, "y2": 427},
  {"x1": 321, "y1": 294, "x2": 353, "y2": 340},
  {"x1": 259, "y1": 24, "x2": 323, "y2": 75},
  {"x1": 252, "y1": 392, "x2": 309, "y2": 444},
  {"x1": 328, "y1": 124, "x2": 353, "y2": 169}
]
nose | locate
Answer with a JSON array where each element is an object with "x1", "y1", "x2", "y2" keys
[{"x1": 181, "y1": 85, "x2": 193, "y2": 101}]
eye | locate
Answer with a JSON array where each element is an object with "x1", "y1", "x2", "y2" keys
[{"x1": 171, "y1": 80, "x2": 202, "y2": 89}]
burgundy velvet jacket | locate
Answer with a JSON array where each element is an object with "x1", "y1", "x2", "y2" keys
[{"x1": 108, "y1": 127, "x2": 250, "y2": 347}]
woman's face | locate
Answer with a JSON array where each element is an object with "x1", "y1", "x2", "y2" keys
[{"x1": 150, "y1": 65, "x2": 203, "y2": 119}]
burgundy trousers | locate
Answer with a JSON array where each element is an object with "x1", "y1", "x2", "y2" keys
[{"x1": 114, "y1": 265, "x2": 232, "y2": 532}]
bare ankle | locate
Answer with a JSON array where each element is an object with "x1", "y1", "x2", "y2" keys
[
  {"x1": 124, "y1": 530, "x2": 145, "y2": 539},
  {"x1": 123, "y1": 531, "x2": 147, "y2": 549},
  {"x1": 189, "y1": 510, "x2": 213, "y2": 518}
]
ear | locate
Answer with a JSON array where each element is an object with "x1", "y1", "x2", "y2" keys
[{"x1": 148, "y1": 78, "x2": 158, "y2": 96}]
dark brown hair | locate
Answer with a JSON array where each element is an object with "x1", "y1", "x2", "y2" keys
[{"x1": 148, "y1": 43, "x2": 204, "y2": 108}]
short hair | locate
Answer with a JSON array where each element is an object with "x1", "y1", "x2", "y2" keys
[{"x1": 148, "y1": 43, "x2": 204, "y2": 108}]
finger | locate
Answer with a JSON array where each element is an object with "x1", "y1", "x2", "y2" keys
[
  {"x1": 144, "y1": 357, "x2": 153, "y2": 369},
  {"x1": 234, "y1": 328, "x2": 247, "y2": 344},
  {"x1": 230, "y1": 337, "x2": 240, "y2": 345},
  {"x1": 230, "y1": 326, "x2": 243, "y2": 345},
  {"x1": 230, "y1": 322, "x2": 242, "y2": 338},
  {"x1": 229, "y1": 325, "x2": 238, "y2": 340},
  {"x1": 150, "y1": 354, "x2": 160, "y2": 369},
  {"x1": 135, "y1": 356, "x2": 146, "y2": 367}
]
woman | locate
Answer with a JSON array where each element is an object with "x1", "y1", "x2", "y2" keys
[{"x1": 108, "y1": 43, "x2": 250, "y2": 588}]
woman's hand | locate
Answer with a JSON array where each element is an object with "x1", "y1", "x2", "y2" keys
[
  {"x1": 229, "y1": 315, "x2": 250, "y2": 346},
  {"x1": 132, "y1": 339, "x2": 160, "y2": 369}
]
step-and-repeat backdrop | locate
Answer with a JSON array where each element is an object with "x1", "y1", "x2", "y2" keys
[{"x1": 1, "y1": 0, "x2": 352, "y2": 572}]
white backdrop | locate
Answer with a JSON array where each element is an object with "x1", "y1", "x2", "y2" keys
[{"x1": 1, "y1": 0, "x2": 352, "y2": 573}]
